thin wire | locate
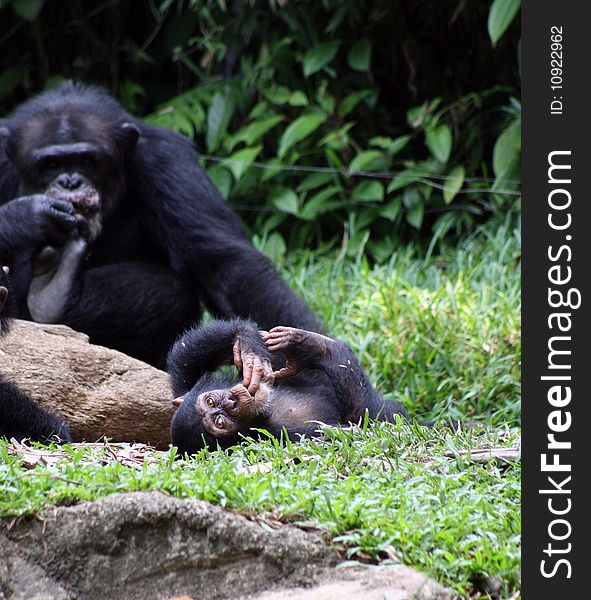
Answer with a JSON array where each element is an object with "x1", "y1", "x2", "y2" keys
[
  {"x1": 199, "y1": 154, "x2": 522, "y2": 187},
  {"x1": 415, "y1": 177, "x2": 521, "y2": 197}
]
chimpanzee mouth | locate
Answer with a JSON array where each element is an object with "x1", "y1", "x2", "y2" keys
[
  {"x1": 46, "y1": 185, "x2": 101, "y2": 216},
  {"x1": 249, "y1": 384, "x2": 274, "y2": 417}
]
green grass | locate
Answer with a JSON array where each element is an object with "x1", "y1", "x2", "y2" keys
[
  {"x1": 0, "y1": 223, "x2": 521, "y2": 598},
  {"x1": 0, "y1": 425, "x2": 520, "y2": 598},
  {"x1": 284, "y1": 222, "x2": 521, "y2": 426}
]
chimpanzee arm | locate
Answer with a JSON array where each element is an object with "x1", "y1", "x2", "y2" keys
[
  {"x1": 0, "y1": 378, "x2": 71, "y2": 443},
  {"x1": 167, "y1": 318, "x2": 272, "y2": 397},
  {"x1": 133, "y1": 128, "x2": 322, "y2": 333},
  {"x1": 0, "y1": 196, "x2": 80, "y2": 261},
  {"x1": 264, "y1": 327, "x2": 410, "y2": 423}
]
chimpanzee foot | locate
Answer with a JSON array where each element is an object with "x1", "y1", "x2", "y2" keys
[{"x1": 27, "y1": 236, "x2": 88, "y2": 323}]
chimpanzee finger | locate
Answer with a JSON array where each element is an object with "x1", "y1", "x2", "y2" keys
[
  {"x1": 261, "y1": 359, "x2": 274, "y2": 384},
  {"x1": 262, "y1": 371, "x2": 275, "y2": 385},
  {"x1": 247, "y1": 356, "x2": 264, "y2": 394},
  {"x1": 48, "y1": 198, "x2": 76, "y2": 215},
  {"x1": 263, "y1": 328, "x2": 288, "y2": 351},
  {"x1": 45, "y1": 201, "x2": 78, "y2": 237},
  {"x1": 233, "y1": 339, "x2": 243, "y2": 374},
  {"x1": 271, "y1": 366, "x2": 296, "y2": 381},
  {"x1": 241, "y1": 352, "x2": 255, "y2": 388}
]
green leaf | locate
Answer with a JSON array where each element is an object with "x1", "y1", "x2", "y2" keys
[
  {"x1": 352, "y1": 180, "x2": 384, "y2": 202},
  {"x1": 443, "y1": 166, "x2": 465, "y2": 204},
  {"x1": 338, "y1": 89, "x2": 373, "y2": 118},
  {"x1": 318, "y1": 122, "x2": 354, "y2": 151},
  {"x1": 270, "y1": 187, "x2": 299, "y2": 215},
  {"x1": 493, "y1": 119, "x2": 521, "y2": 179},
  {"x1": 207, "y1": 166, "x2": 233, "y2": 199},
  {"x1": 223, "y1": 145, "x2": 262, "y2": 180},
  {"x1": 425, "y1": 124, "x2": 452, "y2": 163},
  {"x1": 226, "y1": 115, "x2": 283, "y2": 151},
  {"x1": 387, "y1": 169, "x2": 422, "y2": 193},
  {"x1": 406, "y1": 204, "x2": 424, "y2": 229},
  {"x1": 379, "y1": 197, "x2": 402, "y2": 221},
  {"x1": 369, "y1": 135, "x2": 411, "y2": 157},
  {"x1": 288, "y1": 91, "x2": 308, "y2": 106},
  {"x1": 206, "y1": 91, "x2": 236, "y2": 153},
  {"x1": 11, "y1": 0, "x2": 44, "y2": 20},
  {"x1": 297, "y1": 172, "x2": 334, "y2": 192},
  {"x1": 349, "y1": 150, "x2": 386, "y2": 173},
  {"x1": 260, "y1": 158, "x2": 284, "y2": 183},
  {"x1": 407, "y1": 98, "x2": 443, "y2": 128},
  {"x1": 300, "y1": 186, "x2": 342, "y2": 220},
  {"x1": 303, "y1": 41, "x2": 340, "y2": 76},
  {"x1": 261, "y1": 232, "x2": 287, "y2": 263},
  {"x1": 265, "y1": 86, "x2": 290, "y2": 105},
  {"x1": 488, "y1": 0, "x2": 521, "y2": 46},
  {"x1": 356, "y1": 206, "x2": 380, "y2": 230},
  {"x1": 347, "y1": 39, "x2": 372, "y2": 72},
  {"x1": 278, "y1": 112, "x2": 327, "y2": 158}
]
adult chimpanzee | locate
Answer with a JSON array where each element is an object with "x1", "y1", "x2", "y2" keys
[
  {"x1": 168, "y1": 319, "x2": 412, "y2": 454},
  {"x1": 0, "y1": 264, "x2": 71, "y2": 442},
  {"x1": 0, "y1": 82, "x2": 319, "y2": 367}
]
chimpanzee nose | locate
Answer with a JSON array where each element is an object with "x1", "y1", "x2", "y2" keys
[
  {"x1": 56, "y1": 173, "x2": 83, "y2": 190},
  {"x1": 222, "y1": 397, "x2": 239, "y2": 413}
]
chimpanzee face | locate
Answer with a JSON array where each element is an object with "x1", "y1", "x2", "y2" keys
[
  {"x1": 193, "y1": 383, "x2": 271, "y2": 440},
  {"x1": 0, "y1": 111, "x2": 139, "y2": 241}
]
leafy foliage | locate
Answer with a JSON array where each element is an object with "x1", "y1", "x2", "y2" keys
[
  {"x1": 0, "y1": 1, "x2": 521, "y2": 259},
  {"x1": 144, "y1": 1, "x2": 521, "y2": 261}
]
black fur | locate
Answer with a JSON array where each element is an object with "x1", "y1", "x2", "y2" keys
[
  {"x1": 0, "y1": 82, "x2": 320, "y2": 368},
  {"x1": 0, "y1": 265, "x2": 71, "y2": 443},
  {"x1": 168, "y1": 319, "x2": 411, "y2": 454}
]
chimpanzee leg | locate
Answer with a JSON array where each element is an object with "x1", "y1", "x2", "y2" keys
[
  {"x1": 27, "y1": 237, "x2": 88, "y2": 324},
  {"x1": 0, "y1": 379, "x2": 71, "y2": 443},
  {"x1": 264, "y1": 327, "x2": 410, "y2": 423},
  {"x1": 61, "y1": 262, "x2": 202, "y2": 368}
]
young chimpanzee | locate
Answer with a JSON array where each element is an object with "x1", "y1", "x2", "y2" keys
[
  {"x1": 168, "y1": 319, "x2": 411, "y2": 454},
  {"x1": 0, "y1": 264, "x2": 71, "y2": 442}
]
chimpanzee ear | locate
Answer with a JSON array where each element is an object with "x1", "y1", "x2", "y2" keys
[{"x1": 119, "y1": 122, "x2": 140, "y2": 154}]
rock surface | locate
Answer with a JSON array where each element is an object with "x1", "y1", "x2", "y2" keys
[
  {"x1": 0, "y1": 492, "x2": 453, "y2": 600},
  {"x1": 0, "y1": 320, "x2": 173, "y2": 446}
]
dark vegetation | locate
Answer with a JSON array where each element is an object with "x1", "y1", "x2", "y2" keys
[{"x1": 0, "y1": 0, "x2": 521, "y2": 261}]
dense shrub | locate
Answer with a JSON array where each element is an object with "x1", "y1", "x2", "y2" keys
[{"x1": 0, "y1": 0, "x2": 521, "y2": 259}]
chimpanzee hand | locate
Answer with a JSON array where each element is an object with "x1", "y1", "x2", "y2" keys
[
  {"x1": 263, "y1": 326, "x2": 332, "y2": 381},
  {"x1": 232, "y1": 327, "x2": 274, "y2": 395},
  {"x1": 0, "y1": 195, "x2": 80, "y2": 254}
]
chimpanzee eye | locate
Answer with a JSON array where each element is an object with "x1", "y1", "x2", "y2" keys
[
  {"x1": 205, "y1": 395, "x2": 215, "y2": 407},
  {"x1": 214, "y1": 416, "x2": 225, "y2": 429}
]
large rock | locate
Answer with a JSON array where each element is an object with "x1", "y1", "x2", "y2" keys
[
  {"x1": 0, "y1": 492, "x2": 453, "y2": 600},
  {"x1": 0, "y1": 320, "x2": 173, "y2": 446}
]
